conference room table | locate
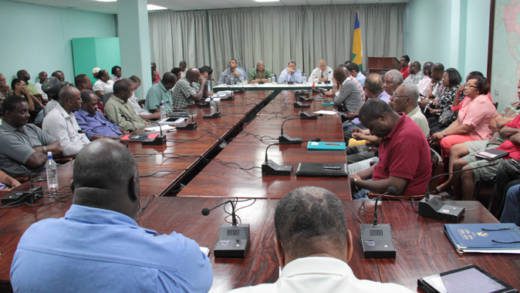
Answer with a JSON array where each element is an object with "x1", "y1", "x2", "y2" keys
[
  {"x1": 1, "y1": 85, "x2": 519, "y2": 292},
  {"x1": 138, "y1": 197, "x2": 520, "y2": 292},
  {"x1": 178, "y1": 89, "x2": 351, "y2": 199}
]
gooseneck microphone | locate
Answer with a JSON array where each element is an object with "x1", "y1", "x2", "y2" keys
[
  {"x1": 372, "y1": 186, "x2": 398, "y2": 226},
  {"x1": 200, "y1": 198, "x2": 252, "y2": 258},
  {"x1": 417, "y1": 161, "x2": 499, "y2": 222},
  {"x1": 360, "y1": 185, "x2": 397, "y2": 258},
  {"x1": 279, "y1": 117, "x2": 303, "y2": 144},
  {"x1": 262, "y1": 142, "x2": 292, "y2": 176}
]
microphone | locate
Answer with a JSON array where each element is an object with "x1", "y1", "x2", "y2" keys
[
  {"x1": 416, "y1": 161, "x2": 498, "y2": 222},
  {"x1": 279, "y1": 117, "x2": 303, "y2": 144},
  {"x1": 372, "y1": 186, "x2": 398, "y2": 226},
  {"x1": 201, "y1": 200, "x2": 237, "y2": 224},
  {"x1": 262, "y1": 143, "x2": 292, "y2": 176},
  {"x1": 360, "y1": 185, "x2": 397, "y2": 258},
  {"x1": 201, "y1": 198, "x2": 252, "y2": 258},
  {"x1": 145, "y1": 121, "x2": 166, "y2": 145}
]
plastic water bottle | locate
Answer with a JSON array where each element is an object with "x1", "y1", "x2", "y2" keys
[
  {"x1": 160, "y1": 101, "x2": 167, "y2": 120},
  {"x1": 46, "y1": 152, "x2": 58, "y2": 195},
  {"x1": 301, "y1": 73, "x2": 306, "y2": 84},
  {"x1": 272, "y1": 74, "x2": 277, "y2": 84}
]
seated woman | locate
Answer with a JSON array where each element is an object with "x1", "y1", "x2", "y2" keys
[
  {"x1": 426, "y1": 68, "x2": 461, "y2": 133},
  {"x1": 92, "y1": 69, "x2": 114, "y2": 104},
  {"x1": 431, "y1": 76, "x2": 496, "y2": 156}
]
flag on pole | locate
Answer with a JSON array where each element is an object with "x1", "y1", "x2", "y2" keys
[{"x1": 351, "y1": 12, "x2": 363, "y2": 71}]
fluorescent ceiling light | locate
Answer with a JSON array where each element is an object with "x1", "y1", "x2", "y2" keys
[
  {"x1": 147, "y1": 4, "x2": 167, "y2": 10},
  {"x1": 95, "y1": 0, "x2": 116, "y2": 2},
  {"x1": 254, "y1": 0, "x2": 280, "y2": 2}
]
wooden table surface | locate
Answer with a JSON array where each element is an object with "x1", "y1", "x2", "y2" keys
[
  {"x1": 178, "y1": 91, "x2": 352, "y2": 199},
  {"x1": 137, "y1": 197, "x2": 520, "y2": 293}
]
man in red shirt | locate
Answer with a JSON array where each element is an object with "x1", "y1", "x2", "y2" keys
[
  {"x1": 399, "y1": 55, "x2": 411, "y2": 79},
  {"x1": 458, "y1": 114, "x2": 520, "y2": 199},
  {"x1": 350, "y1": 99, "x2": 431, "y2": 197}
]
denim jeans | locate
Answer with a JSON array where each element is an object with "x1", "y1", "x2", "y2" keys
[{"x1": 500, "y1": 184, "x2": 520, "y2": 225}]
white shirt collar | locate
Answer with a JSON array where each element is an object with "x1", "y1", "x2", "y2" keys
[
  {"x1": 55, "y1": 103, "x2": 71, "y2": 119},
  {"x1": 281, "y1": 256, "x2": 353, "y2": 279}
]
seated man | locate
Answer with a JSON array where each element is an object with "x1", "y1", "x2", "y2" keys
[
  {"x1": 248, "y1": 61, "x2": 272, "y2": 84},
  {"x1": 230, "y1": 186, "x2": 411, "y2": 293},
  {"x1": 144, "y1": 72, "x2": 177, "y2": 113},
  {"x1": 365, "y1": 73, "x2": 390, "y2": 103},
  {"x1": 10, "y1": 139, "x2": 212, "y2": 292},
  {"x1": 43, "y1": 86, "x2": 90, "y2": 157},
  {"x1": 75, "y1": 90, "x2": 122, "y2": 140},
  {"x1": 346, "y1": 62, "x2": 366, "y2": 87},
  {"x1": 350, "y1": 99, "x2": 431, "y2": 198},
  {"x1": 382, "y1": 69, "x2": 403, "y2": 97},
  {"x1": 218, "y1": 58, "x2": 247, "y2": 85},
  {"x1": 199, "y1": 65, "x2": 214, "y2": 95},
  {"x1": 308, "y1": 59, "x2": 333, "y2": 83},
  {"x1": 278, "y1": 61, "x2": 303, "y2": 84},
  {"x1": 0, "y1": 96, "x2": 62, "y2": 177},
  {"x1": 128, "y1": 75, "x2": 159, "y2": 120},
  {"x1": 390, "y1": 83, "x2": 430, "y2": 136},
  {"x1": 403, "y1": 61, "x2": 423, "y2": 85},
  {"x1": 333, "y1": 66, "x2": 364, "y2": 115},
  {"x1": 42, "y1": 77, "x2": 66, "y2": 116},
  {"x1": 104, "y1": 79, "x2": 148, "y2": 132},
  {"x1": 399, "y1": 55, "x2": 410, "y2": 79},
  {"x1": 171, "y1": 68, "x2": 207, "y2": 109}
]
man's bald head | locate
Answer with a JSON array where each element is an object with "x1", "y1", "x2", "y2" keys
[
  {"x1": 186, "y1": 68, "x2": 201, "y2": 83},
  {"x1": 73, "y1": 139, "x2": 139, "y2": 218},
  {"x1": 390, "y1": 83, "x2": 419, "y2": 113},
  {"x1": 58, "y1": 85, "x2": 81, "y2": 112},
  {"x1": 275, "y1": 187, "x2": 348, "y2": 262}
]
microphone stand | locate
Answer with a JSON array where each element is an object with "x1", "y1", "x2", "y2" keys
[
  {"x1": 262, "y1": 143, "x2": 292, "y2": 176},
  {"x1": 200, "y1": 198, "x2": 251, "y2": 258},
  {"x1": 278, "y1": 117, "x2": 303, "y2": 144}
]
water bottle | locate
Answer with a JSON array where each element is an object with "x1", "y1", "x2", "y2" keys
[
  {"x1": 210, "y1": 98, "x2": 217, "y2": 115},
  {"x1": 272, "y1": 74, "x2": 277, "y2": 84},
  {"x1": 46, "y1": 152, "x2": 58, "y2": 195},
  {"x1": 301, "y1": 73, "x2": 306, "y2": 84},
  {"x1": 160, "y1": 101, "x2": 167, "y2": 120}
]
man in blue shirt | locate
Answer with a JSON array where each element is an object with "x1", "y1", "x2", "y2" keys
[
  {"x1": 10, "y1": 139, "x2": 213, "y2": 293},
  {"x1": 75, "y1": 90, "x2": 122, "y2": 139},
  {"x1": 218, "y1": 58, "x2": 247, "y2": 85},
  {"x1": 278, "y1": 61, "x2": 303, "y2": 84}
]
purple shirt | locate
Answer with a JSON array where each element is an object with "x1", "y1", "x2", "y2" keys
[{"x1": 74, "y1": 109, "x2": 122, "y2": 139}]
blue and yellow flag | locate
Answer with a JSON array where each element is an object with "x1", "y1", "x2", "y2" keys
[{"x1": 351, "y1": 12, "x2": 363, "y2": 71}]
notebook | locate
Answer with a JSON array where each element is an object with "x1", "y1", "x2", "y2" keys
[
  {"x1": 444, "y1": 223, "x2": 520, "y2": 254},
  {"x1": 295, "y1": 163, "x2": 348, "y2": 177},
  {"x1": 307, "y1": 141, "x2": 346, "y2": 151}
]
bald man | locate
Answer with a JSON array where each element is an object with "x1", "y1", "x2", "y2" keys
[
  {"x1": 248, "y1": 61, "x2": 273, "y2": 84},
  {"x1": 308, "y1": 59, "x2": 333, "y2": 83},
  {"x1": 11, "y1": 139, "x2": 213, "y2": 292},
  {"x1": 171, "y1": 68, "x2": 207, "y2": 109},
  {"x1": 42, "y1": 85, "x2": 90, "y2": 156},
  {"x1": 390, "y1": 83, "x2": 430, "y2": 136},
  {"x1": 230, "y1": 186, "x2": 412, "y2": 293}
]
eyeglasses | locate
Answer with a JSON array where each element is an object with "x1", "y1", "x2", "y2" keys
[{"x1": 465, "y1": 84, "x2": 478, "y2": 88}]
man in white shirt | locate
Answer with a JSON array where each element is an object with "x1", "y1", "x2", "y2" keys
[
  {"x1": 34, "y1": 71, "x2": 48, "y2": 102},
  {"x1": 308, "y1": 59, "x2": 333, "y2": 83},
  {"x1": 43, "y1": 86, "x2": 90, "y2": 156},
  {"x1": 390, "y1": 83, "x2": 430, "y2": 136},
  {"x1": 403, "y1": 61, "x2": 423, "y2": 86},
  {"x1": 230, "y1": 186, "x2": 412, "y2": 293}
]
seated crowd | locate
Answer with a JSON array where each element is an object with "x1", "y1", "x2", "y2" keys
[{"x1": 0, "y1": 55, "x2": 519, "y2": 292}]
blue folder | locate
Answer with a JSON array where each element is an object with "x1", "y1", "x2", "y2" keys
[
  {"x1": 307, "y1": 141, "x2": 346, "y2": 151},
  {"x1": 321, "y1": 101, "x2": 334, "y2": 107},
  {"x1": 444, "y1": 223, "x2": 520, "y2": 254}
]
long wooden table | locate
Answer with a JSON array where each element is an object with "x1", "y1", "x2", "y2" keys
[
  {"x1": 138, "y1": 197, "x2": 520, "y2": 292},
  {"x1": 178, "y1": 91, "x2": 351, "y2": 199}
]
